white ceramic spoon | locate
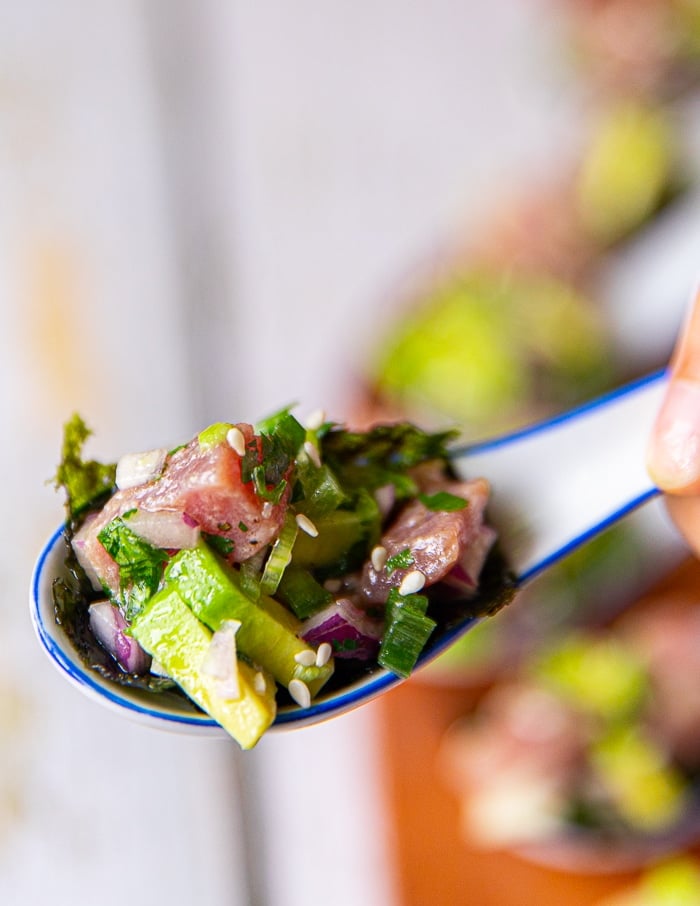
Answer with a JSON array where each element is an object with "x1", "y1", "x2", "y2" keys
[{"x1": 30, "y1": 370, "x2": 671, "y2": 736}]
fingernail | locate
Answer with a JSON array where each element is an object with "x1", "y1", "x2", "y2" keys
[{"x1": 648, "y1": 378, "x2": 700, "y2": 490}]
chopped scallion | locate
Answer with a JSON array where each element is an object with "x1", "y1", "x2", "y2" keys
[
  {"x1": 378, "y1": 589, "x2": 435, "y2": 678},
  {"x1": 198, "y1": 422, "x2": 233, "y2": 449},
  {"x1": 260, "y1": 512, "x2": 298, "y2": 595},
  {"x1": 252, "y1": 464, "x2": 288, "y2": 504}
]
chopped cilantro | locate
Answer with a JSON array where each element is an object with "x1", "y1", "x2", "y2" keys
[
  {"x1": 240, "y1": 438, "x2": 260, "y2": 484},
  {"x1": 418, "y1": 491, "x2": 468, "y2": 512},
  {"x1": 321, "y1": 423, "x2": 458, "y2": 500},
  {"x1": 238, "y1": 521, "x2": 249, "y2": 532},
  {"x1": 252, "y1": 464, "x2": 287, "y2": 504},
  {"x1": 333, "y1": 638, "x2": 359, "y2": 652},
  {"x1": 202, "y1": 533, "x2": 235, "y2": 557},
  {"x1": 385, "y1": 548, "x2": 415, "y2": 575},
  {"x1": 97, "y1": 517, "x2": 168, "y2": 620},
  {"x1": 256, "y1": 407, "x2": 306, "y2": 458}
]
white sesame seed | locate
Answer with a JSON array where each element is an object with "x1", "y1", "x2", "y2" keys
[
  {"x1": 324, "y1": 578, "x2": 342, "y2": 593},
  {"x1": 294, "y1": 650, "x2": 317, "y2": 667},
  {"x1": 371, "y1": 545, "x2": 388, "y2": 572},
  {"x1": 315, "y1": 642, "x2": 332, "y2": 668},
  {"x1": 262, "y1": 501, "x2": 274, "y2": 519},
  {"x1": 399, "y1": 569, "x2": 426, "y2": 596},
  {"x1": 303, "y1": 440, "x2": 322, "y2": 469},
  {"x1": 288, "y1": 678, "x2": 311, "y2": 709},
  {"x1": 226, "y1": 426, "x2": 246, "y2": 457},
  {"x1": 305, "y1": 408, "x2": 326, "y2": 431},
  {"x1": 295, "y1": 513, "x2": 318, "y2": 537},
  {"x1": 253, "y1": 672, "x2": 267, "y2": 694}
]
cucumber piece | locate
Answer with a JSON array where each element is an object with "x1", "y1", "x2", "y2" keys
[
  {"x1": 292, "y1": 490, "x2": 380, "y2": 575},
  {"x1": 131, "y1": 587, "x2": 276, "y2": 749},
  {"x1": 165, "y1": 542, "x2": 333, "y2": 696}
]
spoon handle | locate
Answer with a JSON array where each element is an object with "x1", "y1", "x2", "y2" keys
[{"x1": 451, "y1": 371, "x2": 669, "y2": 583}]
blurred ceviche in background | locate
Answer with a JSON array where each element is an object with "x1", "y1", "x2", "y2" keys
[{"x1": 366, "y1": 1, "x2": 700, "y2": 902}]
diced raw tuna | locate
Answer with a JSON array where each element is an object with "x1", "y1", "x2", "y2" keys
[
  {"x1": 360, "y1": 478, "x2": 491, "y2": 604},
  {"x1": 442, "y1": 524, "x2": 498, "y2": 596},
  {"x1": 72, "y1": 423, "x2": 290, "y2": 595}
]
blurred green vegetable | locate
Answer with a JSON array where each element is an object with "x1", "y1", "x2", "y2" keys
[
  {"x1": 575, "y1": 102, "x2": 677, "y2": 246},
  {"x1": 591, "y1": 726, "x2": 687, "y2": 833},
  {"x1": 533, "y1": 633, "x2": 648, "y2": 724},
  {"x1": 372, "y1": 272, "x2": 612, "y2": 433}
]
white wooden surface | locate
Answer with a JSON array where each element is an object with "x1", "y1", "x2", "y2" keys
[{"x1": 0, "y1": 3, "x2": 694, "y2": 905}]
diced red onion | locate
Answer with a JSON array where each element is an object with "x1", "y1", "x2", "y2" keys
[
  {"x1": 88, "y1": 601, "x2": 151, "y2": 674},
  {"x1": 201, "y1": 620, "x2": 241, "y2": 700},
  {"x1": 442, "y1": 525, "x2": 497, "y2": 595},
  {"x1": 115, "y1": 447, "x2": 168, "y2": 490},
  {"x1": 123, "y1": 508, "x2": 200, "y2": 550},
  {"x1": 300, "y1": 597, "x2": 384, "y2": 660}
]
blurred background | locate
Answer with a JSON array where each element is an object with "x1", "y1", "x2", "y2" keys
[{"x1": 2, "y1": 1, "x2": 700, "y2": 904}]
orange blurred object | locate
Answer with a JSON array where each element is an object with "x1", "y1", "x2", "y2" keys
[{"x1": 377, "y1": 558, "x2": 700, "y2": 906}]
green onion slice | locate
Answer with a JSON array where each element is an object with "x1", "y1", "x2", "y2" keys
[{"x1": 260, "y1": 512, "x2": 299, "y2": 595}]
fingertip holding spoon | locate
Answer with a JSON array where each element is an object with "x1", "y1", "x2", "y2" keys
[{"x1": 30, "y1": 370, "x2": 670, "y2": 736}]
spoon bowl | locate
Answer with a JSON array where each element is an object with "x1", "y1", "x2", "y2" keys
[{"x1": 30, "y1": 370, "x2": 672, "y2": 735}]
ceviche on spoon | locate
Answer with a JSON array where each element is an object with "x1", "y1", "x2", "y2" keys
[{"x1": 31, "y1": 370, "x2": 667, "y2": 748}]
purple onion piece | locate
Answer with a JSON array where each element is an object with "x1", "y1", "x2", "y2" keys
[
  {"x1": 88, "y1": 601, "x2": 151, "y2": 674},
  {"x1": 300, "y1": 597, "x2": 384, "y2": 660}
]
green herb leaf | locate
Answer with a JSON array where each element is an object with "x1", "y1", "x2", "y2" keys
[
  {"x1": 385, "y1": 547, "x2": 415, "y2": 575},
  {"x1": 418, "y1": 491, "x2": 468, "y2": 512},
  {"x1": 98, "y1": 517, "x2": 168, "y2": 620},
  {"x1": 54, "y1": 414, "x2": 117, "y2": 520},
  {"x1": 252, "y1": 464, "x2": 288, "y2": 504},
  {"x1": 240, "y1": 438, "x2": 260, "y2": 484},
  {"x1": 321, "y1": 423, "x2": 458, "y2": 500},
  {"x1": 295, "y1": 460, "x2": 346, "y2": 517},
  {"x1": 202, "y1": 533, "x2": 235, "y2": 557}
]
